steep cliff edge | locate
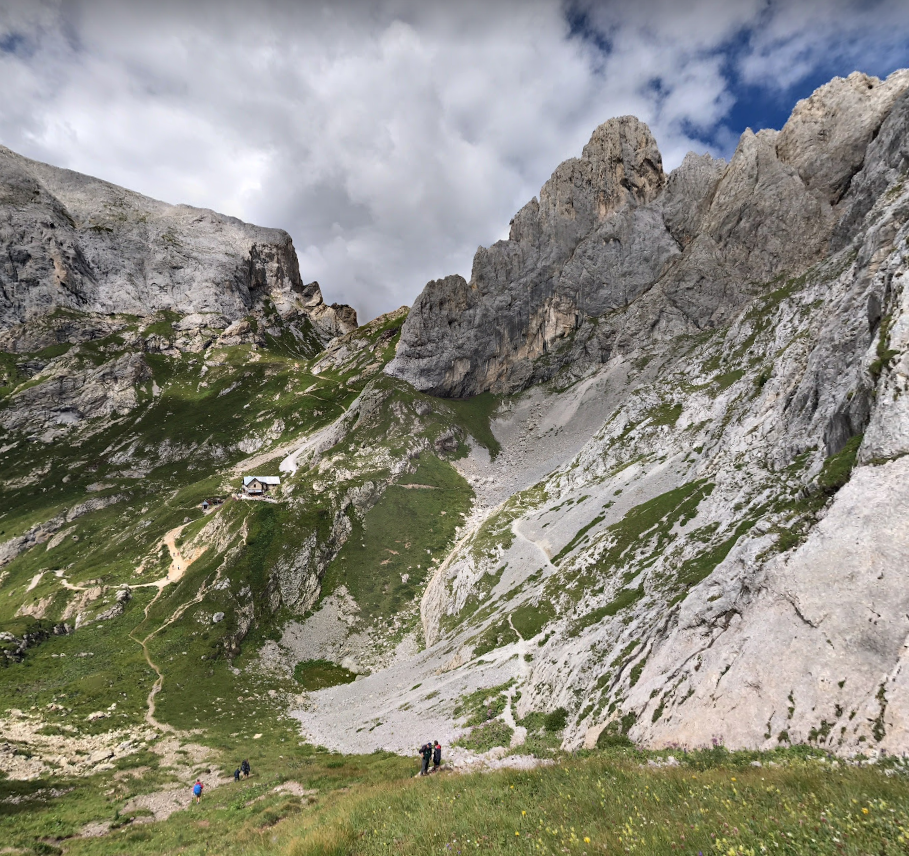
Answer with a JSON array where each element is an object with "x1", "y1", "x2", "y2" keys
[{"x1": 386, "y1": 69, "x2": 909, "y2": 397}]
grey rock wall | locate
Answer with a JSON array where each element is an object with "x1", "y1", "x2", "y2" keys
[
  {"x1": 386, "y1": 69, "x2": 909, "y2": 398},
  {"x1": 0, "y1": 146, "x2": 356, "y2": 339}
]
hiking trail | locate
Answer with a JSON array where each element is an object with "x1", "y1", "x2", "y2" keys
[{"x1": 128, "y1": 522, "x2": 210, "y2": 733}]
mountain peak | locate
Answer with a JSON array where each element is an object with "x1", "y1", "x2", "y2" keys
[
  {"x1": 0, "y1": 145, "x2": 356, "y2": 343},
  {"x1": 387, "y1": 68, "x2": 909, "y2": 399}
]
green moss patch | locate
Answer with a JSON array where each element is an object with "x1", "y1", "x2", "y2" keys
[
  {"x1": 673, "y1": 519, "x2": 756, "y2": 592},
  {"x1": 294, "y1": 659, "x2": 358, "y2": 691},
  {"x1": 571, "y1": 586, "x2": 645, "y2": 635},
  {"x1": 646, "y1": 401, "x2": 683, "y2": 427},
  {"x1": 818, "y1": 434, "x2": 862, "y2": 495},
  {"x1": 453, "y1": 680, "x2": 514, "y2": 726},
  {"x1": 471, "y1": 619, "x2": 519, "y2": 657},
  {"x1": 444, "y1": 392, "x2": 502, "y2": 458},
  {"x1": 510, "y1": 600, "x2": 556, "y2": 640},
  {"x1": 551, "y1": 513, "x2": 606, "y2": 564}
]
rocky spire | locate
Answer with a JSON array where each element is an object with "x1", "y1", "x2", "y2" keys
[{"x1": 387, "y1": 69, "x2": 909, "y2": 399}]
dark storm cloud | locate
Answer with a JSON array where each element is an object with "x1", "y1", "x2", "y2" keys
[{"x1": 1, "y1": 0, "x2": 908, "y2": 320}]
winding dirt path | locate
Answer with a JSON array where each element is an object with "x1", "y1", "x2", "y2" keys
[
  {"x1": 128, "y1": 522, "x2": 209, "y2": 732},
  {"x1": 129, "y1": 586, "x2": 174, "y2": 733}
]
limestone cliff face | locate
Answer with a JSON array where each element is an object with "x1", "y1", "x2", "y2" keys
[
  {"x1": 386, "y1": 116, "x2": 676, "y2": 396},
  {"x1": 402, "y1": 70, "x2": 909, "y2": 757},
  {"x1": 0, "y1": 146, "x2": 356, "y2": 340},
  {"x1": 0, "y1": 146, "x2": 358, "y2": 443},
  {"x1": 387, "y1": 69, "x2": 909, "y2": 397}
]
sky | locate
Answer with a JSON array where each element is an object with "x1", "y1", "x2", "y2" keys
[{"x1": 2, "y1": 1, "x2": 909, "y2": 321}]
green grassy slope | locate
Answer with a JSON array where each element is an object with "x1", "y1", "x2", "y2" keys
[
  {"x1": 321, "y1": 455, "x2": 473, "y2": 627},
  {"x1": 4, "y1": 745, "x2": 905, "y2": 856},
  {"x1": 0, "y1": 303, "x2": 523, "y2": 855}
]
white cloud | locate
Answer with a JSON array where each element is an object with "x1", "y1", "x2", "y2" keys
[
  {"x1": 0, "y1": 0, "x2": 908, "y2": 320},
  {"x1": 738, "y1": 0, "x2": 909, "y2": 90}
]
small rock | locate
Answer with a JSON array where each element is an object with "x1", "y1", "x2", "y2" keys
[
  {"x1": 212, "y1": 612, "x2": 225, "y2": 624},
  {"x1": 88, "y1": 748, "x2": 115, "y2": 764}
]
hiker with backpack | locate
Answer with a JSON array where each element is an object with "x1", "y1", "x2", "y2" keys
[
  {"x1": 418, "y1": 742, "x2": 432, "y2": 776},
  {"x1": 432, "y1": 740, "x2": 442, "y2": 772},
  {"x1": 233, "y1": 766, "x2": 241, "y2": 782},
  {"x1": 241, "y1": 759, "x2": 251, "y2": 778},
  {"x1": 192, "y1": 779, "x2": 204, "y2": 804}
]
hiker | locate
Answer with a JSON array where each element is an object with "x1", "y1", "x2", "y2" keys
[
  {"x1": 241, "y1": 758, "x2": 251, "y2": 778},
  {"x1": 419, "y1": 742, "x2": 432, "y2": 776},
  {"x1": 233, "y1": 766, "x2": 241, "y2": 782},
  {"x1": 432, "y1": 740, "x2": 442, "y2": 772},
  {"x1": 192, "y1": 779, "x2": 204, "y2": 804}
]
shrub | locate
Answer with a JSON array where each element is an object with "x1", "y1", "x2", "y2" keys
[
  {"x1": 545, "y1": 707, "x2": 568, "y2": 733},
  {"x1": 454, "y1": 719, "x2": 515, "y2": 753}
]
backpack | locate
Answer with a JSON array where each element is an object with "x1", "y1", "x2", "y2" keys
[{"x1": 193, "y1": 783, "x2": 202, "y2": 796}]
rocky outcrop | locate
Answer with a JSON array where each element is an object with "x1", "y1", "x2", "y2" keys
[
  {"x1": 0, "y1": 351, "x2": 150, "y2": 439},
  {"x1": 0, "y1": 621, "x2": 72, "y2": 664},
  {"x1": 0, "y1": 494, "x2": 125, "y2": 569},
  {"x1": 0, "y1": 145, "x2": 356, "y2": 341},
  {"x1": 387, "y1": 69, "x2": 909, "y2": 398},
  {"x1": 300, "y1": 281, "x2": 359, "y2": 341},
  {"x1": 92, "y1": 586, "x2": 132, "y2": 622},
  {"x1": 387, "y1": 116, "x2": 676, "y2": 397}
]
